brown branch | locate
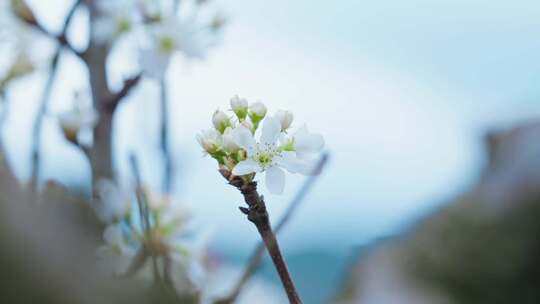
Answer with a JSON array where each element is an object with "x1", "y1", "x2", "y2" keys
[
  {"x1": 226, "y1": 180, "x2": 303, "y2": 304},
  {"x1": 216, "y1": 154, "x2": 329, "y2": 304}
]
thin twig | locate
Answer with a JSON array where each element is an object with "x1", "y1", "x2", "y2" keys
[
  {"x1": 29, "y1": 50, "x2": 60, "y2": 188},
  {"x1": 63, "y1": 0, "x2": 83, "y2": 30},
  {"x1": 29, "y1": 0, "x2": 83, "y2": 189},
  {"x1": 159, "y1": 77, "x2": 173, "y2": 193},
  {"x1": 24, "y1": 0, "x2": 83, "y2": 57},
  {"x1": 129, "y1": 153, "x2": 161, "y2": 282},
  {"x1": 216, "y1": 153, "x2": 330, "y2": 304},
  {"x1": 107, "y1": 73, "x2": 142, "y2": 109}
]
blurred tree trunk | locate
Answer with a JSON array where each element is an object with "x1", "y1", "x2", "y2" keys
[{"x1": 85, "y1": 1, "x2": 114, "y2": 185}]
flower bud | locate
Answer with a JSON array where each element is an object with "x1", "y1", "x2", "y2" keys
[
  {"x1": 212, "y1": 109, "x2": 231, "y2": 133},
  {"x1": 60, "y1": 124, "x2": 79, "y2": 144},
  {"x1": 196, "y1": 129, "x2": 222, "y2": 154},
  {"x1": 58, "y1": 97, "x2": 99, "y2": 145},
  {"x1": 249, "y1": 101, "x2": 267, "y2": 124},
  {"x1": 275, "y1": 110, "x2": 294, "y2": 131},
  {"x1": 230, "y1": 95, "x2": 248, "y2": 120},
  {"x1": 10, "y1": 0, "x2": 36, "y2": 25},
  {"x1": 222, "y1": 127, "x2": 240, "y2": 154}
]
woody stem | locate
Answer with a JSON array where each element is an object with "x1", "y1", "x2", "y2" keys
[{"x1": 236, "y1": 181, "x2": 302, "y2": 304}]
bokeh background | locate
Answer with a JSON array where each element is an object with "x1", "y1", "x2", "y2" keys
[{"x1": 3, "y1": 0, "x2": 540, "y2": 303}]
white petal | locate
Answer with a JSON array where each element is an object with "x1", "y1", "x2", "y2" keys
[
  {"x1": 232, "y1": 159, "x2": 260, "y2": 176},
  {"x1": 277, "y1": 151, "x2": 317, "y2": 175},
  {"x1": 261, "y1": 116, "x2": 282, "y2": 146},
  {"x1": 232, "y1": 125, "x2": 256, "y2": 155},
  {"x1": 276, "y1": 151, "x2": 302, "y2": 173},
  {"x1": 265, "y1": 166, "x2": 285, "y2": 195},
  {"x1": 295, "y1": 125, "x2": 325, "y2": 156},
  {"x1": 296, "y1": 156, "x2": 320, "y2": 176}
]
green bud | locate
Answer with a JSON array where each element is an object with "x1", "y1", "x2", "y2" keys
[
  {"x1": 212, "y1": 110, "x2": 231, "y2": 134},
  {"x1": 230, "y1": 95, "x2": 248, "y2": 120}
]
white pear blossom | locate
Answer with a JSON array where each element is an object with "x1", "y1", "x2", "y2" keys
[
  {"x1": 292, "y1": 124, "x2": 325, "y2": 160},
  {"x1": 231, "y1": 116, "x2": 324, "y2": 194},
  {"x1": 199, "y1": 97, "x2": 325, "y2": 194},
  {"x1": 58, "y1": 93, "x2": 99, "y2": 143},
  {"x1": 0, "y1": 2, "x2": 38, "y2": 84},
  {"x1": 275, "y1": 110, "x2": 294, "y2": 131}
]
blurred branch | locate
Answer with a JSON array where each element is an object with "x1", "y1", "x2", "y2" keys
[
  {"x1": 83, "y1": 1, "x2": 114, "y2": 185},
  {"x1": 29, "y1": 51, "x2": 61, "y2": 188},
  {"x1": 215, "y1": 153, "x2": 330, "y2": 304},
  {"x1": 159, "y1": 77, "x2": 173, "y2": 193},
  {"x1": 106, "y1": 74, "x2": 142, "y2": 111},
  {"x1": 129, "y1": 154, "x2": 161, "y2": 282},
  {"x1": 29, "y1": 0, "x2": 84, "y2": 189},
  {"x1": 20, "y1": 0, "x2": 83, "y2": 57}
]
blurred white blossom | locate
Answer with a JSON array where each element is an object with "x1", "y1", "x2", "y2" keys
[
  {"x1": 138, "y1": 0, "x2": 223, "y2": 78},
  {"x1": 0, "y1": 1, "x2": 37, "y2": 86},
  {"x1": 92, "y1": 0, "x2": 141, "y2": 44},
  {"x1": 96, "y1": 223, "x2": 137, "y2": 275},
  {"x1": 57, "y1": 91, "x2": 99, "y2": 144},
  {"x1": 96, "y1": 187, "x2": 210, "y2": 295}
]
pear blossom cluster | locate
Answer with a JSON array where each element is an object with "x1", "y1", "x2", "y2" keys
[
  {"x1": 94, "y1": 179, "x2": 208, "y2": 292},
  {"x1": 198, "y1": 96, "x2": 325, "y2": 194},
  {"x1": 91, "y1": 0, "x2": 226, "y2": 78}
]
